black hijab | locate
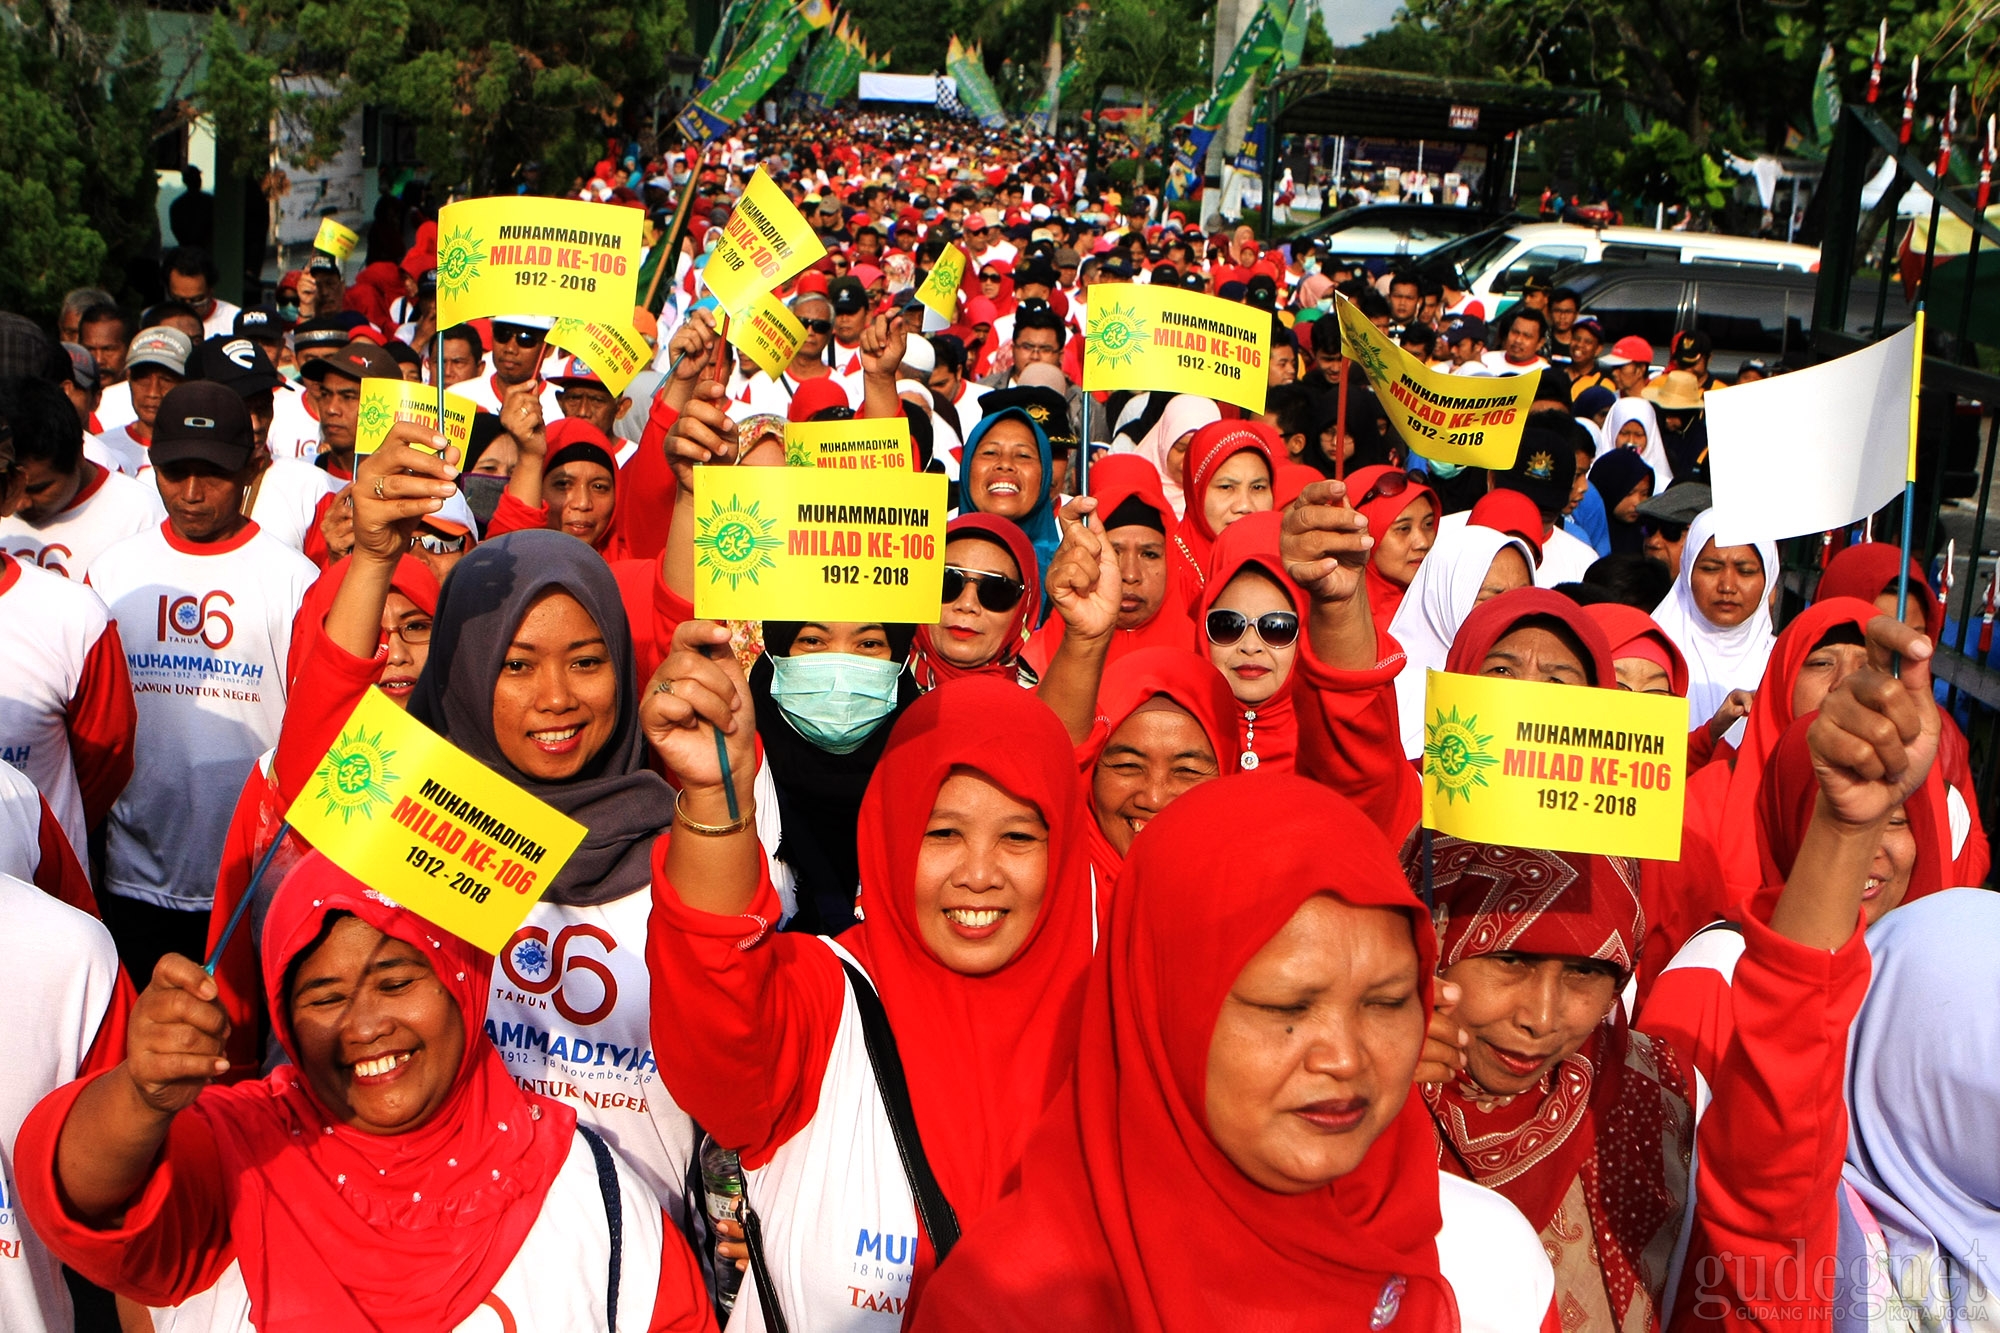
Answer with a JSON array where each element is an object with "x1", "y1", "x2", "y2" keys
[
  {"x1": 407, "y1": 529, "x2": 671, "y2": 906},
  {"x1": 1589, "y1": 447, "x2": 1655, "y2": 556}
]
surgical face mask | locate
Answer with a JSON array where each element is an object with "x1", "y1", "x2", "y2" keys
[
  {"x1": 767, "y1": 651, "x2": 902, "y2": 754},
  {"x1": 1427, "y1": 460, "x2": 1466, "y2": 480},
  {"x1": 1302, "y1": 258, "x2": 1321, "y2": 276}
]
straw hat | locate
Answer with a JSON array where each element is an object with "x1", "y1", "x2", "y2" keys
[{"x1": 1641, "y1": 369, "x2": 1706, "y2": 410}]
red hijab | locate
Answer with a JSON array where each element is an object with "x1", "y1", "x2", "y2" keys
[
  {"x1": 844, "y1": 679, "x2": 1095, "y2": 1304},
  {"x1": 1585, "y1": 603, "x2": 1690, "y2": 697},
  {"x1": 1817, "y1": 544, "x2": 1942, "y2": 641},
  {"x1": 1442, "y1": 588, "x2": 1615, "y2": 686},
  {"x1": 788, "y1": 376, "x2": 850, "y2": 420},
  {"x1": 193, "y1": 853, "x2": 575, "y2": 1331},
  {"x1": 910, "y1": 774, "x2": 1452, "y2": 1332},
  {"x1": 541, "y1": 417, "x2": 627, "y2": 559},
  {"x1": 1076, "y1": 647, "x2": 1241, "y2": 928},
  {"x1": 1196, "y1": 509, "x2": 1308, "y2": 773},
  {"x1": 1348, "y1": 464, "x2": 1441, "y2": 633},
  {"x1": 1413, "y1": 834, "x2": 1690, "y2": 1331},
  {"x1": 1171, "y1": 418, "x2": 1278, "y2": 593},
  {"x1": 910, "y1": 514, "x2": 1041, "y2": 689},
  {"x1": 287, "y1": 554, "x2": 442, "y2": 691}
]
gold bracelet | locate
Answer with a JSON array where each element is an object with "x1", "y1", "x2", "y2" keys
[{"x1": 674, "y1": 789, "x2": 754, "y2": 837}]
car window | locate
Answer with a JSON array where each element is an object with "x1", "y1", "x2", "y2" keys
[
  {"x1": 1692, "y1": 280, "x2": 1792, "y2": 355},
  {"x1": 1599, "y1": 244, "x2": 1679, "y2": 263},
  {"x1": 1443, "y1": 230, "x2": 1523, "y2": 287},
  {"x1": 1492, "y1": 245, "x2": 1588, "y2": 293},
  {"x1": 1583, "y1": 277, "x2": 1685, "y2": 350}
]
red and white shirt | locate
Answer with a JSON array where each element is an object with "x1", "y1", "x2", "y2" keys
[
  {"x1": 89, "y1": 423, "x2": 151, "y2": 480},
  {"x1": 0, "y1": 759, "x2": 95, "y2": 916},
  {"x1": 264, "y1": 383, "x2": 322, "y2": 463},
  {"x1": 0, "y1": 465, "x2": 156, "y2": 584},
  {"x1": 88, "y1": 522, "x2": 315, "y2": 910},
  {"x1": 242, "y1": 457, "x2": 340, "y2": 553},
  {"x1": 0, "y1": 554, "x2": 135, "y2": 860}
]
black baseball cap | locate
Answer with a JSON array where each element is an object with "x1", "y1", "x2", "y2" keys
[
  {"x1": 197, "y1": 336, "x2": 284, "y2": 395},
  {"x1": 150, "y1": 382, "x2": 256, "y2": 471},
  {"x1": 980, "y1": 385, "x2": 1074, "y2": 449},
  {"x1": 307, "y1": 252, "x2": 343, "y2": 275},
  {"x1": 1496, "y1": 426, "x2": 1579, "y2": 517},
  {"x1": 827, "y1": 275, "x2": 868, "y2": 315},
  {"x1": 234, "y1": 306, "x2": 292, "y2": 342}
]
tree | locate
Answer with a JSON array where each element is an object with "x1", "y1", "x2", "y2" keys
[
  {"x1": 1071, "y1": 0, "x2": 1211, "y2": 113},
  {"x1": 1301, "y1": 4, "x2": 1334, "y2": 67}
]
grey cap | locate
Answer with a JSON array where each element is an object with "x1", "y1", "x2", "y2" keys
[
  {"x1": 1636, "y1": 483, "x2": 1711, "y2": 528},
  {"x1": 127, "y1": 326, "x2": 194, "y2": 376},
  {"x1": 60, "y1": 342, "x2": 101, "y2": 391}
]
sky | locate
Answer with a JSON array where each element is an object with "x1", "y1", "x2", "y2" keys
[{"x1": 1322, "y1": 0, "x2": 1402, "y2": 46}]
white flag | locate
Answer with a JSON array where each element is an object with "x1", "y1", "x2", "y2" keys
[{"x1": 1707, "y1": 320, "x2": 1919, "y2": 546}]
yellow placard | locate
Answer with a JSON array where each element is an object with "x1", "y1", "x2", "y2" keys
[
  {"x1": 434, "y1": 197, "x2": 644, "y2": 330},
  {"x1": 730, "y1": 290, "x2": 806, "y2": 380},
  {"x1": 1420, "y1": 669, "x2": 1687, "y2": 861},
  {"x1": 916, "y1": 243, "x2": 967, "y2": 321},
  {"x1": 691, "y1": 466, "x2": 946, "y2": 623},
  {"x1": 354, "y1": 378, "x2": 478, "y2": 457},
  {"x1": 1083, "y1": 283, "x2": 1271, "y2": 415},
  {"x1": 286, "y1": 689, "x2": 588, "y2": 953},
  {"x1": 547, "y1": 317, "x2": 647, "y2": 396},
  {"x1": 785, "y1": 417, "x2": 913, "y2": 470},
  {"x1": 1336, "y1": 295, "x2": 1534, "y2": 470},
  {"x1": 313, "y1": 216, "x2": 360, "y2": 263},
  {"x1": 702, "y1": 169, "x2": 827, "y2": 316}
]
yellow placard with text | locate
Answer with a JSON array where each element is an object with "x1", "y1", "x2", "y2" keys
[
  {"x1": 1336, "y1": 295, "x2": 1534, "y2": 470},
  {"x1": 313, "y1": 216, "x2": 360, "y2": 263},
  {"x1": 1083, "y1": 283, "x2": 1270, "y2": 415},
  {"x1": 916, "y1": 243, "x2": 967, "y2": 321},
  {"x1": 691, "y1": 466, "x2": 946, "y2": 623},
  {"x1": 548, "y1": 317, "x2": 647, "y2": 396},
  {"x1": 285, "y1": 689, "x2": 588, "y2": 953},
  {"x1": 730, "y1": 290, "x2": 806, "y2": 380},
  {"x1": 435, "y1": 197, "x2": 644, "y2": 330},
  {"x1": 354, "y1": 378, "x2": 478, "y2": 457},
  {"x1": 702, "y1": 169, "x2": 827, "y2": 316},
  {"x1": 1420, "y1": 670, "x2": 1687, "y2": 861},
  {"x1": 785, "y1": 417, "x2": 913, "y2": 470}
]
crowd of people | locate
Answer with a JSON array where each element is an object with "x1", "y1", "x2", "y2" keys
[{"x1": 0, "y1": 110, "x2": 1992, "y2": 1333}]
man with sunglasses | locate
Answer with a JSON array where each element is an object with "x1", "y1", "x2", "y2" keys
[
  {"x1": 457, "y1": 313, "x2": 561, "y2": 421},
  {"x1": 1635, "y1": 483, "x2": 1709, "y2": 578}
]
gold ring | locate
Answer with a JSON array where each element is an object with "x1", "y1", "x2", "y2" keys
[
  {"x1": 373, "y1": 477, "x2": 386, "y2": 500},
  {"x1": 656, "y1": 679, "x2": 674, "y2": 695}
]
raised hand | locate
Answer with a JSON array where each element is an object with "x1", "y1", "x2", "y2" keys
[
  {"x1": 663, "y1": 379, "x2": 743, "y2": 489},
  {"x1": 1706, "y1": 688, "x2": 1754, "y2": 741},
  {"x1": 1806, "y1": 614, "x2": 1941, "y2": 830},
  {"x1": 858, "y1": 312, "x2": 907, "y2": 381},
  {"x1": 640, "y1": 618, "x2": 756, "y2": 812},
  {"x1": 1279, "y1": 478, "x2": 1372, "y2": 606},
  {"x1": 349, "y1": 423, "x2": 460, "y2": 564},
  {"x1": 1047, "y1": 496, "x2": 1121, "y2": 641},
  {"x1": 1413, "y1": 980, "x2": 1468, "y2": 1085},
  {"x1": 667, "y1": 309, "x2": 719, "y2": 383},
  {"x1": 499, "y1": 380, "x2": 547, "y2": 458},
  {"x1": 126, "y1": 954, "x2": 232, "y2": 1115}
]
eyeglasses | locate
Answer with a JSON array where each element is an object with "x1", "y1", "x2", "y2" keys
[
  {"x1": 1015, "y1": 341, "x2": 1060, "y2": 356},
  {"x1": 491, "y1": 327, "x2": 546, "y2": 347},
  {"x1": 800, "y1": 318, "x2": 834, "y2": 335},
  {"x1": 384, "y1": 617, "x2": 435, "y2": 645},
  {"x1": 1640, "y1": 519, "x2": 1687, "y2": 542},
  {"x1": 1205, "y1": 609, "x2": 1300, "y2": 648},
  {"x1": 941, "y1": 565, "x2": 1025, "y2": 613}
]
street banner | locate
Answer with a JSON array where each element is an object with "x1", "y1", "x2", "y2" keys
[
  {"x1": 785, "y1": 416, "x2": 913, "y2": 469},
  {"x1": 1707, "y1": 318, "x2": 1922, "y2": 545},
  {"x1": 946, "y1": 37, "x2": 1007, "y2": 128},
  {"x1": 286, "y1": 688, "x2": 588, "y2": 953},
  {"x1": 313, "y1": 216, "x2": 361, "y2": 263},
  {"x1": 690, "y1": 466, "x2": 946, "y2": 622},
  {"x1": 547, "y1": 317, "x2": 648, "y2": 395},
  {"x1": 1084, "y1": 283, "x2": 1272, "y2": 414},
  {"x1": 354, "y1": 378, "x2": 477, "y2": 456},
  {"x1": 730, "y1": 290, "x2": 807, "y2": 379},
  {"x1": 1420, "y1": 669, "x2": 1687, "y2": 861},
  {"x1": 1336, "y1": 295, "x2": 1533, "y2": 469},
  {"x1": 702, "y1": 169, "x2": 827, "y2": 316},
  {"x1": 676, "y1": 3, "x2": 815, "y2": 143},
  {"x1": 434, "y1": 197, "x2": 643, "y2": 330},
  {"x1": 916, "y1": 243, "x2": 967, "y2": 320}
]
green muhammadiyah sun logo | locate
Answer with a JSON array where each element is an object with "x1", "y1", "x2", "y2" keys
[
  {"x1": 436, "y1": 225, "x2": 486, "y2": 305},
  {"x1": 1089, "y1": 300, "x2": 1150, "y2": 372},
  {"x1": 784, "y1": 437, "x2": 814, "y2": 468},
  {"x1": 312, "y1": 724, "x2": 398, "y2": 824},
  {"x1": 356, "y1": 395, "x2": 396, "y2": 449},
  {"x1": 693, "y1": 495, "x2": 784, "y2": 589},
  {"x1": 1424, "y1": 704, "x2": 1496, "y2": 805}
]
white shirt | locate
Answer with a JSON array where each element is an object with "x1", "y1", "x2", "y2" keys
[
  {"x1": 945, "y1": 381, "x2": 990, "y2": 447},
  {"x1": 90, "y1": 521, "x2": 315, "y2": 910},
  {"x1": 241, "y1": 457, "x2": 339, "y2": 553},
  {"x1": 459, "y1": 369, "x2": 563, "y2": 422},
  {"x1": 1481, "y1": 351, "x2": 1551, "y2": 376},
  {"x1": 264, "y1": 383, "x2": 322, "y2": 463},
  {"x1": 0, "y1": 465, "x2": 155, "y2": 583},
  {"x1": 200, "y1": 299, "x2": 242, "y2": 340},
  {"x1": 0, "y1": 558, "x2": 119, "y2": 858},
  {"x1": 92, "y1": 423, "x2": 151, "y2": 479},
  {"x1": 0, "y1": 873, "x2": 122, "y2": 1333},
  {"x1": 95, "y1": 380, "x2": 135, "y2": 432},
  {"x1": 1437, "y1": 509, "x2": 1601, "y2": 590}
]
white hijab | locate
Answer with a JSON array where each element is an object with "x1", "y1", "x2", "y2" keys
[
  {"x1": 1599, "y1": 398, "x2": 1675, "y2": 495},
  {"x1": 1649, "y1": 508, "x2": 1779, "y2": 729},
  {"x1": 1388, "y1": 524, "x2": 1537, "y2": 759},
  {"x1": 1132, "y1": 395, "x2": 1220, "y2": 520}
]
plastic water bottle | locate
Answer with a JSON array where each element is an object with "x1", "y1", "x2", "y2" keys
[{"x1": 700, "y1": 1136, "x2": 747, "y2": 1314}]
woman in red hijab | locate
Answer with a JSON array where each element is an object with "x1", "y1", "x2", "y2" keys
[
  {"x1": 1816, "y1": 543, "x2": 1988, "y2": 885},
  {"x1": 911, "y1": 774, "x2": 1556, "y2": 1332},
  {"x1": 1345, "y1": 464, "x2": 1439, "y2": 633},
  {"x1": 484, "y1": 417, "x2": 630, "y2": 558},
  {"x1": 642, "y1": 662, "x2": 1095, "y2": 1326},
  {"x1": 1169, "y1": 418, "x2": 1278, "y2": 594},
  {"x1": 908, "y1": 514, "x2": 1040, "y2": 690},
  {"x1": 18, "y1": 853, "x2": 713, "y2": 1331},
  {"x1": 1197, "y1": 509, "x2": 1307, "y2": 771}
]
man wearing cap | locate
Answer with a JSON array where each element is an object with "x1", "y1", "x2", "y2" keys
[
  {"x1": 196, "y1": 335, "x2": 341, "y2": 553},
  {"x1": 1597, "y1": 335, "x2": 1654, "y2": 397},
  {"x1": 236, "y1": 307, "x2": 319, "y2": 463},
  {"x1": 458, "y1": 315, "x2": 563, "y2": 419},
  {"x1": 54, "y1": 342, "x2": 103, "y2": 439},
  {"x1": 1444, "y1": 317, "x2": 1493, "y2": 376},
  {"x1": 91, "y1": 327, "x2": 191, "y2": 481},
  {"x1": 545, "y1": 354, "x2": 634, "y2": 444},
  {"x1": 1434, "y1": 421, "x2": 1601, "y2": 587},
  {"x1": 0, "y1": 375, "x2": 154, "y2": 584},
  {"x1": 301, "y1": 251, "x2": 346, "y2": 319},
  {"x1": 823, "y1": 276, "x2": 872, "y2": 393},
  {"x1": 1657, "y1": 330, "x2": 1720, "y2": 390},
  {"x1": 86, "y1": 382, "x2": 316, "y2": 979},
  {"x1": 300, "y1": 339, "x2": 403, "y2": 483},
  {"x1": 1636, "y1": 483, "x2": 1709, "y2": 577}
]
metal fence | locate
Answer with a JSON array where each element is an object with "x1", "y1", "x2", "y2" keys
[{"x1": 1813, "y1": 102, "x2": 2000, "y2": 848}]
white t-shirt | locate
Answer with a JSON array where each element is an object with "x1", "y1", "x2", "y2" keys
[
  {"x1": 944, "y1": 381, "x2": 990, "y2": 448},
  {"x1": 95, "y1": 380, "x2": 136, "y2": 433},
  {"x1": 458, "y1": 371, "x2": 563, "y2": 423},
  {"x1": 0, "y1": 558, "x2": 118, "y2": 858},
  {"x1": 242, "y1": 457, "x2": 339, "y2": 553},
  {"x1": 265, "y1": 383, "x2": 322, "y2": 463},
  {"x1": 486, "y1": 889, "x2": 698, "y2": 1227},
  {"x1": 0, "y1": 465, "x2": 155, "y2": 583},
  {"x1": 201, "y1": 299, "x2": 242, "y2": 340},
  {"x1": 0, "y1": 873, "x2": 122, "y2": 1333},
  {"x1": 0, "y1": 759, "x2": 47, "y2": 884},
  {"x1": 144, "y1": 1131, "x2": 670, "y2": 1333},
  {"x1": 1481, "y1": 351, "x2": 1551, "y2": 376},
  {"x1": 90, "y1": 521, "x2": 315, "y2": 911},
  {"x1": 1437, "y1": 509, "x2": 1600, "y2": 591}
]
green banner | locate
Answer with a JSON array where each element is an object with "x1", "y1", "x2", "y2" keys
[
  {"x1": 1030, "y1": 53, "x2": 1083, "y2": 128},
  {"x1": 677, "y1": 6, "x2": 813, "y2": 142},
  {"x1": 1191, "y1": 0, "x2": 1285, "y2": 133},
  {"x1": 1278, "y1": 0, "x2": 1312, "y2": 70},
  {"x1": 948, "y1": 36, "x2": 1007, "y2": 128}
]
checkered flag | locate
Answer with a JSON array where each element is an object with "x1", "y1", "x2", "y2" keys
[{"x1": 935, "y1": 75, "x2": 968, "y2": 119}]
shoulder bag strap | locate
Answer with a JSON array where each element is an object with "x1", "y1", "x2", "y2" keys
[
  {"x1": 742, "y1": 1205, "x2": 791, "y2": 1333},
  {"x1": 837, "y1": 959, "x2": 963, "y2": 1260},
  {"x1": 578, "y1": 1125, "x2": 624, "y2": 1333}
]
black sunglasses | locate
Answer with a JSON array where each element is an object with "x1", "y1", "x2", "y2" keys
[
  {"x1": 800, "y1": 318, "x2": 834, "y2": 335},
  {"x1": 491, "y1": 326, "x2": 546, "y2": 347},
  {"x1": 941, "y1": 565, "x2": 1025, "y2": 613},
  {"x1": 1356, "y1": 469, "x2": 1415, "y2": 508},
  {"x1": 1641, "y1": 519, "x2": 1687, "y2": 542},
  {"x1": 1205, "y1": 609, "x2": 1300, "y2": 648}
]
